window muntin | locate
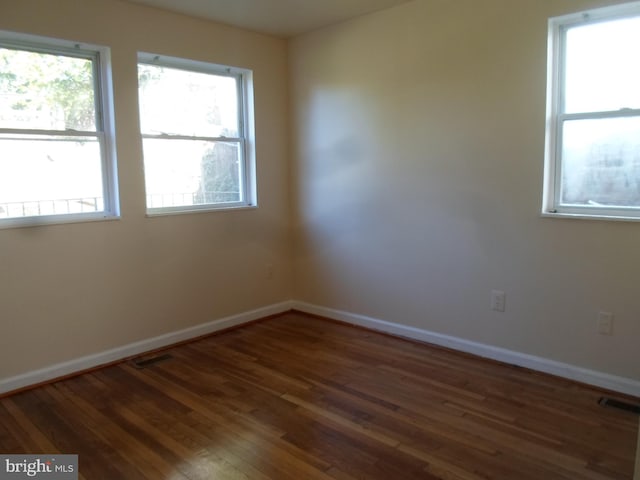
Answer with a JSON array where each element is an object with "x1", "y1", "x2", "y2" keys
[
  {"x1": 137, "y1": 54, "x2": 255, "y2": 214},
  {"x1": 0, "y1": 33, "x2": 118, "y2": 226},
  {"x1": 544, "y1": 2, "x2": 640, "y2": 219}
]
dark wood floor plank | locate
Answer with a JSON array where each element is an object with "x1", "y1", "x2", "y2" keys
[
  {"x1": 121, "y1": 363, "x2": 335, "y2": 480},
  {"x1": 11, "y1": 388, "x2": 135, "y2": 479},
  {"x1": 50, "y1": 380, "x2": 189, "y2": 480},
  {"x1": 0, "y1": 398, "x2": 59, "y2": 453},
  {"x1": 0, "y1": 312, "x2": 637, "y2": 479}
]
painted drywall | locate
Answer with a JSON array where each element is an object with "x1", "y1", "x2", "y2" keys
[
  {"x1": 2, "y1": 0, "x2": 639, "y2": 393},
  {"x1": 0, "y1": 0, "x2": 292, "y2": 380},
  {"x1": 289, "y1": 0, "x2": 640, "y2": 382}
]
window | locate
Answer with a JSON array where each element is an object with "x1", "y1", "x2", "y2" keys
[
  {"x1": 0, "y1": 31, "x2": 118, "y2": 227},
  {"x1": 544, "y1": 2, "x2": 640, "y2": 220},
  {"x1": 137, "y1": 53, "x2": 256, "y2": 214}
]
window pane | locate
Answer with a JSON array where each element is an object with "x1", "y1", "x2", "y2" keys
[
  {"x1": 0, "y1": 134, "x2": 103, "y2": 219},
  {"x1": 565, "y1": 16, "x2": 640, "y2": 113},
  {"x1": 561, "y1": 117, "x2": 640, "y2": 207},
  {"x1": 143, "y1": 139, "x2": 241, "y2": 209},
  {"x1": 0, "y1": 48, "x2": 96, "y2": 131},
  {"x1": 138, "y1": 64, "x2": 239, "y2": 138}
]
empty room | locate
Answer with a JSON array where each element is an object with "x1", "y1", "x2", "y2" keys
[{"x1": 0, "y1": 0, "x2": 639, "y2": 478}]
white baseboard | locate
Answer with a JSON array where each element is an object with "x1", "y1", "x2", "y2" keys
[
  {"x1": 0, "y1": 301, "x2": 295, "y2": 395},
  {"x1": 4, "y1": 300, "x2": 639, "y2": 399},
  {"x1": 293, "y1": 301, "x2": 640, "y2": 398}
]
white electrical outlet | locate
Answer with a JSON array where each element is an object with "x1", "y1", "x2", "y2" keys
[
  {"x1": 597, "y1": 311, "x2": 613, "y2": 335},
  {"x1": 491, "y1": 290, "x2": 506, "y2": 312}
]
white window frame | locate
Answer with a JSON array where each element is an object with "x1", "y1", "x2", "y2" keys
[
  {"x1": 0, "y1": 30, "x2": 119, "y2": 228},
  {"x1": 543, "y1": 1, "x2": 640, "y2": 221},
  {"x1": 137, "y1": 52, "x2": 257, "y2": 215}
]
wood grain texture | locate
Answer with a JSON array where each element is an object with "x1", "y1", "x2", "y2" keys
[
  {"x1": 635, "y1": 420, "x2": 640, "y2": 480},
  {"x1": 0, "y1": 312, "x2": 637, "y2": 479}
]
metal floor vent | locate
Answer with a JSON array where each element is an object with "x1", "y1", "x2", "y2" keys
[
  {"x1": 132, "y1": 353, "x2": 173, "y2": 369},
  {"x1": 598, "y1": 397, "x2": 640, "y2": 415}
]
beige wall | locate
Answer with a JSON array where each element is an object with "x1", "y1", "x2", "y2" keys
[
  {"x1": 290, "y1": 0, "x2": 640, "y2": 381},
  {"x1": 0, "y1": 0, "x2": 292, "y2": 379},
  {"x1": 2, "y1": 0, "x2": 639, "y2": 389}
]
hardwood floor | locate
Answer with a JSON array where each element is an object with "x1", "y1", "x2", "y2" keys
[
  {"x1": 1, "y1": 311, "x2": 638, "y2": 479},
  {"x1": 636, "y1": 427, "x2": 640, "y2": 480}
]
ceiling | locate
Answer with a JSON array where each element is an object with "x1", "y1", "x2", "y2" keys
[{"x1": 125, "y1": 0, "x2": 413, "y2": 37}]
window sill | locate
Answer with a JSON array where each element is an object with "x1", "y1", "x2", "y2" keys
[
  {"x1": 0, "y1": 213, "x2": 120, "y2": 230},
  {"x1": 541, "y1": 211, "x2": 640, "y2": 223},
  {"x1": 145, "y1": 204, "x2": 258, "y2": 218}
]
